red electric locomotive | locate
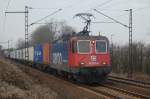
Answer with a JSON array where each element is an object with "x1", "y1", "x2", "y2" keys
[
  {"x1": 51, "y1": 13, "x2": 111, "y2": 83},
  {"x1": 68, "y1": 35, "x2": 111, "y2": 82}
]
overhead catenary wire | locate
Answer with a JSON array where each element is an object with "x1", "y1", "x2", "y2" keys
[
  {"x1": 93, "y1": 4, "x2": 150, "y2": 24},
  {"x1": 63, "y1": 0, "x2": 86, "y2": 9},
  {"x1": 29, "y1": 9, "x2": 62, "y2": 26},
  {"x1": 2, "y1": 0, "x2": 12, "y2": 31},
  {"x1": 76, "y1": 0, "x2": 114, "y2": 24},
  {"x1": 5, "y1": 0, "x2": 12, "y2": 11},
  {"x1": 2, "y1": 0, "x2": 12, "y2": 41},
  {"x1": 92, "y1": 0, "x2": 150, "y2": 20},
  {"x1": 114, "y1": 5, "x2": 150, "y2": 18},
  {"x1": 83, "y1": 0, "x2": 128, "y2": 25},
  {"x1": 94, "y1": 0, "x2": 113, "y2": 9},
  {"x1": 95, "y1": 0, "x2": 130, "y2": 10},
  {"x1": 88, "y1": 0, "x2": 131, "y2": 13},
  {"x1": 84, "y1": 0, "x2": 113, "y2": 13},
  {"x1": 0, "y1": 42, "x2": 8, "y2": 44},
  {"x1": 29, "y1": 0, "x2": 86, "y2": 12},
  {"x1": 28, "y1": 7, "x2": 58, "y2": 10},
  {"x1": 24, "y1": 0, "x2": 86, "y2": 24},
  {"x1": 133, "y1": 5, "x2": 150, "y2": 12},
  {"x1": 91, "y1": 21, "x2": 115, "y2": 23},
  {"x1": 93, "y1": 9, "x2": 129, "y2": 28}
]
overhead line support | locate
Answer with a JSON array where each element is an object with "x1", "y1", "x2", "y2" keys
[
  {"x1": 128, "y1": 9, "x2": 133, "y2": 78},
  {"x1": 5, "y1": 6, "x2": 30, "y2": 61},
  {"x1": 94, "y1": 8, "x2": 133, "y2": 78}
]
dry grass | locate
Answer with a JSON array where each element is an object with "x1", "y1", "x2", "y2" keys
[{"x1": 0, "y1": 58, "x2": 58, "y2": 99}]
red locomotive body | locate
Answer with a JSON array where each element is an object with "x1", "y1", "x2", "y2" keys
[
  {"x1": 69, "y1": 36, "x2": 110, "y2": 67},
  {"x1": 68, "y1": 36, "x2": 111, "y2": 82}
]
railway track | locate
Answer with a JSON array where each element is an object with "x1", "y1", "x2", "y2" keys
[
  {"x1": 108, "y1": 75, "x2": 150, "y2": 89},
  {"x1": 101, "y1": 84, "x2": 150, "y2": 99},
  {"x1": 9, "y1": 60, "x2": 150, "y2": 99},
  {"x1": 49, "y1": 72, "x2": 150, "y2": 98},
  {"x1": 81, "y1": 85, "x2": 123, "y2": 99},
  {"x1": 78, "y1": 75, "x2": 150, "y2": 99},
  {"x1": 78, "y1": 83, "x2": 150, "y2": 99},
  {"x1": 80, "y1": 82, "x2": 150, "y2": 99}
]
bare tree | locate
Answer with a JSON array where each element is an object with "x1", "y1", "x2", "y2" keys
[
  {"x1": 16, "y1": 38, "x2": 25, "y2": 49},
  {"x1": 30, "y1": 20, "x2": 76, "y2": 45},
  {"x1": 111, "y1": 41, "x2": 150, "y2": 75},
  {"x1": 31, "y1": 24, "x2": 52, "y2": 45},
  {"x1": 61, "y1": 25, "x2": 76, "y2": 41}
]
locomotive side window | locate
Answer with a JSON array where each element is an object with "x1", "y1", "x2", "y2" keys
[
  {"x1": 96, "y1": 40, "x2": 107, "y2": 53},
  {"x1": 77, "y1": 40, "x2": 90, "y2": 54}
]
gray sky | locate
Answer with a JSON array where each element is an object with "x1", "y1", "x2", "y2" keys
[{"x1": 0, "y1": 0, "x2": 150, "y2": 48}]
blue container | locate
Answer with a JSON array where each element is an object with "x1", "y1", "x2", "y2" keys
[
  {"x1": 34, "y1": 44, "x2": 43, "y2": 63},
  {"x1": 52, "y1": 42, "x2": 69, "y2": 65}
]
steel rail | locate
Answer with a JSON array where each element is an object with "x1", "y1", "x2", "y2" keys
[
  {"x1": 109, "y1": 75, "x2": 150, "y2": 85},
  {"x1": 82, "y1": 85, "x2": 122, "y2": 99},
  {"x1": 101, "y1": 84, "x2": 150, "y2": 99},
  {"x1": 108, "y1": 78, "x2": 150, "y2": 90}
]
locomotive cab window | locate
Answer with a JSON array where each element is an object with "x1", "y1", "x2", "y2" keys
[
  {"x1": 77, "y1": 40, "x2": 91, "y2": 54},
  {"x1": 96, "y1": 40, "x2": 107, "y2": 53}
]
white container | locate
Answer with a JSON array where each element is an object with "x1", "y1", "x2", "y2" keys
[
  {"x1": 22, "y1": 48, "x2": 26, "y2": 60},
  {"x1": 16, "y1": 50, "x2": 20, "y2": 59},
  {"x1": 28, "y1": 46, "x2": 34, "y2": 62},
  {"x1": 11, "y1": 50, "x2": 15, "y2": 59}
]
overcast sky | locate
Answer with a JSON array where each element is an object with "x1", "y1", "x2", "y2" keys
[{"x1": 0, "y1": 0, "x2": 150, "y2": 48}]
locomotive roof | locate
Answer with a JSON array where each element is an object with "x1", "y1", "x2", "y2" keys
[
  {"x1": 53, "y1": 35, "x2": 109, "y2": 44},
  {"x1": 72, "y1": 35, "x2": 109, "y2": 41}
]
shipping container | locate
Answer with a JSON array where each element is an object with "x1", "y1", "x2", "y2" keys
[
  {"x1": 15, "y1": 50, "x2": 17, "y2": 59},
  {"x1": 34, "y1": 44, "x2": 43, "y2": 63},
  {"x1": 18, "y1": 49, "x2": 22, "y2": 60},
  {"x1": 20, "y1": 49, "x2": 22, "y2": 60},
  {"x1": 11, "y1": 50, "x2": 16, "y2": 59},
  {"x1": 13, "y1": 50, "x2": 15, "y2": 59},
  {"x1": 16, "y1": 50, "x2": 19, "y2": 59},
  {"x1": 51, "y1": 42, "x2": 69, "y2": 71},
  {"x1": 28, "y1": 46, "x2": 34, "y2": 61},
  {"x1": 4, "y1": 50, "x2": 9, "y2": 57},
  {"x1": 18, "y1": 49, "x2": 21, "y2": 60},
  {"x1": 17, "y1": 50, "x2": 20, "y2": 59},
  {"x1": 10, "y1": 51, "x2": 13, "y2": 59},
  {"x1": 43, "y1": 43, "x2": 50, "y2": 65},
  {"x1": 22, "y1": 48, "x2": 26, "y2": 60}
]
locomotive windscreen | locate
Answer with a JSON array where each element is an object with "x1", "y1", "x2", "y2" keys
[
  {"x1": 96, "y1": 40, "x2": 107, "y2": 53},
  {"x1": 77, "y1": 40, "x2": 90, "y2": 53}
]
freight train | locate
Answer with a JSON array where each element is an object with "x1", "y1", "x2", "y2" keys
[
  {"x1": 6, "y1": 13, "x2": 111, "y2": 83},
  {"x1": 7, "y1": 34, "x2": 111, "y2": 83}
]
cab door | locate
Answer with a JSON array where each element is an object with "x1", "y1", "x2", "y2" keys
[{"x1": 69, "y1": 40, "x2": 77, "y2": 67}]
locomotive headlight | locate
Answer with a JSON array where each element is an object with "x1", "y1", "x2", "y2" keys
[
  {"x1": 79, "y1": 62, "x2": 85, "y2": 65},
  {"x1": 102, "y1": 61, "x2": 106, "y2": 65},
  {"x1": 92, "y1": 40, "x2": 95, "y2": 44},
  {"x1": 80, "y1": 62, "x2": 85, "y2": 65}
]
